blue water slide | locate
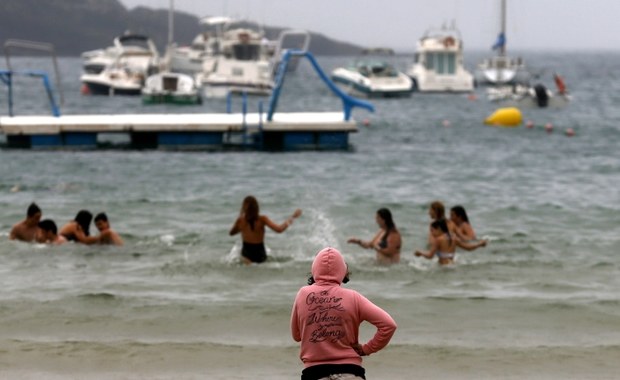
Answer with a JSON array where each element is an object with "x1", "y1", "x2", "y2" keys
[{"x1": 267, "y1": 49, "x2": 374, "y2": 122}]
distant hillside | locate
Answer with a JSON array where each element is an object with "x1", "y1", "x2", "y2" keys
[{"x1": 0, "y1": 0, "x2": 363, "y2": 56}]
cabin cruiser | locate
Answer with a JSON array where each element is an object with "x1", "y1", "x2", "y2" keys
[
  {"x1": 80, "y1": 34, "x2": 160, "y2": 95},
  {"x1": 196, "y1": 20, "x2": 275, "y2": 98},
  {"x1": 331, "y1": 48, "x2": 413, "y2": 98},
  {"x1": 407, "y1": 23, "x2": 474, "y2": 92}
]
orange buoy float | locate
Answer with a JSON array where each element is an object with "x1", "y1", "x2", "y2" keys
[
  {"x1": 565, "y1": 128, "x2": 575, "y2": 137},
  {"x1": 80, "y1": 84, "x2": 91, "y2": 95}
]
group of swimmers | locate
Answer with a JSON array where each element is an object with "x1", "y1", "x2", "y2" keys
[
  {"x1": 231, "y1": 196, "x2": 487, "y2": 265},
  {"x1": 9, "y1": 202, "x2": 123, "y2": 246},
  {"x1": 349, "y1": 201, "x2": 487, "y2": 265}
]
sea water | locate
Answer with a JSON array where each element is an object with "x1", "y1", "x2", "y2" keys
[{"x1": 0, "y1": 52, "x2": 619, "y2": 379}]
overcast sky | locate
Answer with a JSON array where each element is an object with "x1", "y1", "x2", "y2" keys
[{"x1": 121, "y1": 0, "x2": 620, "y2": 52}]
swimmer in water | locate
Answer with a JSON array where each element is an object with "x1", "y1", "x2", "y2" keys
[
  {"x1": 348, "y1": 208, "x2": 401, "y2": 265},
  {"x1": 229, "y1": 195, "x2": 302, "y2": 264},
  {"x1": 10, "y1": 202, "x2": 42, "y2": 242},
  {"x1": 450, "y1": 205, "x2": 477, "y2": 241},
  {"x1": 37, "y1": 219, "x2": 67, "y2": 245},
  {"x1": 415, "y1": 219, "x2": 487, "y2": 265}
]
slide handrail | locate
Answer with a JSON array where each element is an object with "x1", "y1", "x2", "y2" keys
[
  {"x1": 267, "y1": 49, "x2": 374, "y2": 121},
  {"x1": 0, "y1": 69, "x2": 61, "y2": 117}
]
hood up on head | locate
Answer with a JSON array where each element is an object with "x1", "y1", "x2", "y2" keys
[{"x1": 311, "y1": 247, "x2": 348, "y2": 285}]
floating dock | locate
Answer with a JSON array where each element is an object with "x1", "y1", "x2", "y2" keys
[
  {"x1": 0, "y1": 112, "x2": 356, "y2": 150},
  {"x1": 0, "y1": 50, "x2": 374, "y2": 151}
]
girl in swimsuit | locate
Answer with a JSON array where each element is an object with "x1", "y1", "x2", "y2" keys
[
  {"x1": 415, "y1": 219, "x2": 487, "y2": 265},
  {"x1": 348, "y1": 208, "x2": 401, "y2": 265},
  {"x1": 450, "y1": 205, "x2": 477, "y2": 242},
  {"x1": 229, "y1": 195, "x2": 302, "y2": 265},
  {"x1": 427, "y1": 201, "x2": 458, "y2": 247}
]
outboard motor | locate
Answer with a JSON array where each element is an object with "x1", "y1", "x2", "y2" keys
[{"x1": 533, "y1": 84, "x2": 549, "y2": 107}]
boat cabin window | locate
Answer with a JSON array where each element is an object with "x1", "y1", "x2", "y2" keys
[
  {"x1": 447, "y1": 53, "x2": 456, "y2": 74},
  {"x1": 495, "y1": 57, "x2": 508, "y2": 69},
  {"x1": 232, "y1": 44, "x2": 260, "y2": 61},
  {"x1": 163, "y1": 76, "x2": 179, "y2": 91},
  {"x1": 426, "y1": 52, "x2": 456, "y2": 74},
  {"x1": 425, "y1": 53, "x2": 435, "y2": 70}
]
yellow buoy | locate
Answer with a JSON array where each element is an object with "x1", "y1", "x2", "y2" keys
[{"x1": 484, "y1": 107, "x2": 523, "y2": 127}]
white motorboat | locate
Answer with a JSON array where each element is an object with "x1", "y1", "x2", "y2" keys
[
  {"x1": 407, "y1": 23, "x2": 474, "y2": 92},
  {"x1": 476, "y1": 0, "x2": 529, "y2": 85},
  {"x1": 168, "y1": 16, "x2": 232, "y2": 74},
  {"x1": 197, "y1": 19, "x2": 275, "y2": 98},
  {"x1": 331, "y1": 48, "x2": 413, "y2": 98},
  {"x1": 487, "y1": 74, "x2": 571, "y2": 108},
  {"x1": 80, "y1": 34, "x2": 160, "y2": 96},
  {"x1": 142, "y1": 72, "x2": 201, "y2": 105}
]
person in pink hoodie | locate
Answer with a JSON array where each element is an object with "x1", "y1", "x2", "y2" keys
[{"x1": 291, "y1": 247, "x2": 397, "y2": 380}]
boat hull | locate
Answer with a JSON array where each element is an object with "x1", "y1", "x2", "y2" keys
[
  {"x1": 82, "y1": 80, "x2": 142, "y2": 96},
  {"x1": 331, "y1": 74, "x2": 412, "y2": 98},
  {"x1": 142, "y1": 93, "x2": 202, "y2": 105}
]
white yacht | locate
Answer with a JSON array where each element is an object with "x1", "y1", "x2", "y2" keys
[
  {"x1": 476, "y1": 0, "x2": 529, "y2": 85},
  {"x1": 331, "y1": 48, "x2": 413, "y2": 98},
  {"x1": 80, "y1": 34, "x2": 160, "y2": 95},
  {"x1": 197, "y1": 20, "x2": 275, "y2": 98},
  {"x1": 407, "y1": 23, "x2": 474, "y2": 92}
]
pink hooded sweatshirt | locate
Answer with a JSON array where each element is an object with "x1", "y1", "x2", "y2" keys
[{"x1": 291, "y1": 247, "x2": 397, "y2": 368}]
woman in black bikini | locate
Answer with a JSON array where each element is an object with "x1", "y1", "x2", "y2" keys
[
  {"x1": 229, "y1": 195, "x2": 302, "y2": 264},
  {"x1": 348, "y1": 208, "x2": 401, "y2": 265}
]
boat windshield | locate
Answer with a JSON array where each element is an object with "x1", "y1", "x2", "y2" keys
[
  {"x1": 355, "y1": 61, "x2": 397, "y2": 77},
  {"x1": 232, "y1": 44, "x2": 260, "y2": 60}
]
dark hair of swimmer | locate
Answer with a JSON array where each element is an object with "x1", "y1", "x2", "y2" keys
[
  {"x1": 38, "y1": 219, "x2": 57, "y2": 235},
  {"x1": 242, "y1": 196, "x2": 259, "y2": 230},
  {"x1": 451, "y1": 205, "x2": 470, "y2": 223},
  {"x1": 377, "y1": 208, "x2": 396, "y2": 232},
  {"x1": 94, "y1": 212, "x2": 108, "y2": 223},
  {"x1": 27, "y1": 202, "x2": 41, "y2": 217},
  {"x1": 74, "y1": 210, "x2": 93, "y2": 236}
]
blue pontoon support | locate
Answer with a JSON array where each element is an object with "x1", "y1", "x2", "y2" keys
[
  {"x1": 0, "y1": 70, "x2": 61, "y2": 117},
  {"x1": 267, "y1": 49, "x2": 374, "y2": 122}
]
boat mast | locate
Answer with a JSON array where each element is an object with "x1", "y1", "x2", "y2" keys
[
  {"x1": 499, "y1": 0, "x2": 506, "y2": 56},
  {"x1": 163, "y1": 0, "x2": 174, "y2": 71},
  {"x1": 168, "y1": 0, "x2": 174, "y2": 46}
]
